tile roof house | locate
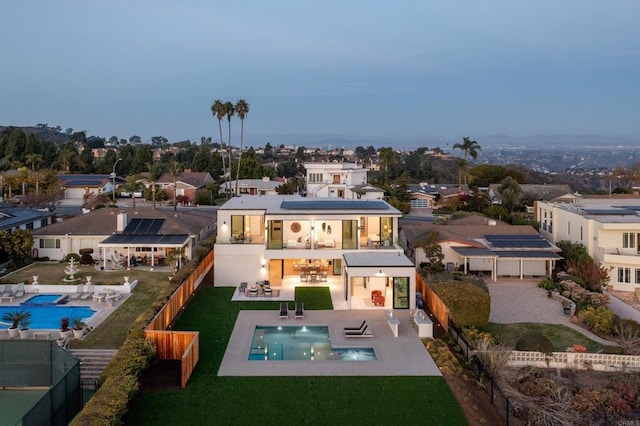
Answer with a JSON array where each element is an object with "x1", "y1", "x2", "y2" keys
[
  {"x1": 32, "y1": 208, "x2": 216, "y2": 269},
  {"x1": 157, "y1": 172, "x2": 214, "y2": 205},
  {"x1": 400, "y1": 214, "x2": 561, "y2": 281}
]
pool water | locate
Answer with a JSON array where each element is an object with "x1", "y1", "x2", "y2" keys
[
  {"x1": 0, "y1": 305, "x2": 96, "y2": 329},
  {"x1": 249, "y1": 325, "x2": 376, "y2": 361},
  {"x1": 21, "y1": 294, "x2": 67, "y2": 306}
]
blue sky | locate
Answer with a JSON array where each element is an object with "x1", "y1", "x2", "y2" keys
[{"x1": 2, "y1": 1, "x2": 639, "y2": 148}]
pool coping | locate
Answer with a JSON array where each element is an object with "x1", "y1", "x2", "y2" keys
[{"x1": 218, "y1": 309, "x2": 441, "y2": 376}]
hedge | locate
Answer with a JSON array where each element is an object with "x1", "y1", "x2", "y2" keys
[{"x1": 429, "y1": 280, "x2": 490, "y2": 327}]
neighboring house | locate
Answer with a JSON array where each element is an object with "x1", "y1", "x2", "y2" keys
[
  {"x1": 488, "y1": 184, "x2": 576, "y2": 205},
  {"x1": 221, "y1": 177, "x2": 284, "y2": 196},
  {"x1": 401, "y1": 214, "x2": 561, "y2": 281},
  {"x1": 157, "y1": 171, "x2": 214, "y2": 204},
  {"x1": 305, "y1": 162, "x2": 384, "y2": 199},
  {"x1": 407, "y1": 184, "x2": 470, "y2": 209},
  {"x1": 0, "y1": 207, "x2": 55, "y2": 234},
  {"x1": 58, "y1": 174, "x2": 124, "y2": 201},
  {"x1": 214, "y1": 195, "x2": 416, "y2": 310},
  {"x1": 537, "y1": 198, "x2": 640, "y2": 293},
  {"x1": 32, "y1": 208, "x2": 216, "y2": 267}
]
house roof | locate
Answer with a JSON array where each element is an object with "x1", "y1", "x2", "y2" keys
[
  {"x1": 349, "y1": 184, "x2": 384, "y2": 194},
  {"x1": 157, "y1": 172, "x2": 212, "y2": 188},
  {"x1": 488, "y1": 184, "x2": 573, "y2": 202},
  {"x1": 452, "y1": 246, "x2": 562, "y2": 259},
  {"x1": 32, "y1": 208, "x2": 215, "y2": 237},
  {"x1": 58, "y1": 174, "x2": 114, "y2": 188},
  {"x1": 343, "y1": 252, "x2": 414, "y2": 267},
  {"x1": 225, "y1": 179, "x2": 282, "y2": 191},
  {"x1": 0, "y1": 208, "x2": 55, "y2": 231}
]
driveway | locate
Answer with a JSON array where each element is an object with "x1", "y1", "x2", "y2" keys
[{"x1": 487, "y1": 278, "x2": 614, "y2": 345}]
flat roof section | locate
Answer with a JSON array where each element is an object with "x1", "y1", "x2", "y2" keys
[{"x1": 343, "y1": 252, "x2": 414, "y2": 268}]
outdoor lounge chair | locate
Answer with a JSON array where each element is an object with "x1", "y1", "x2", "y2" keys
[
  {"x1": 0, "y1": 284, "x2": 13, "y2": 303},
  {"x1": 294, "y1": 302, "x2": 304, "y2": 319},
  {"x1": 343, "y1": 320, "x2": 367, "y2": 332},
  {"x1": 69, "y1": 284, "x2": 84, "y2": 300},
  {"x1": 279, "y1": 302, "x2": 289, "y2": 319},
  {"x1": 13, "y1": 283, "x2": 24, "y2": 299},
  {"x1": 80, "y1": 284, "x2": 94, "y2": 300},
  {"x1": 344, "y1": 325, "x2": 373, "y2": 337}
]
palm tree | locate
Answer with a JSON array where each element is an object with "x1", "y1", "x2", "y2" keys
[
  {"x1": 169, "y1": 161, "x2": 182, "y2": 211},
  {"x1": 453, "y1": 137, "x2": 481, "y2": 162},
  {"x1": 211, "y1": 100, "x2": 229, "y2": 197},
  {"x1": 234, "y1": 99, "x2": 250, "y2": 196},
  {"x1": 455, "y1": 158, "x2": 468, "y2": 185},
  {"x1": 146, "y1": 162, "x2": 164, "y2": 209},
  {"x1": 378, "y1": 147, "x2": 396, "y2": 187},
  {"x1": 224, "y1": 101, "x2": 235, "y2": 196}
]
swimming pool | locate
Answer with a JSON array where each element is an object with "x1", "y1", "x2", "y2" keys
[
  {"x1": 21, "y1": 294, "x2": 68, "y2": 306},
  {"x1": 249, "y1": 325, "x2": 376, "y2": 361},
  {"x1": 0, "y1": 305, "x2": 96, "y2": 329}
]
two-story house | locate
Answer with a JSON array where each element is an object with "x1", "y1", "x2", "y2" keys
[
  {"x1": 305, "y1": 163, "x2": 384, "y2": 199},
  {"x1": 537, "y1": 198, "x2": 640, "y2": 293},
  {"x1": 214, "y1": 196, "x2": 415, "y2": 310}
]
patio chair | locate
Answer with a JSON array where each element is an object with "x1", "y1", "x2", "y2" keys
[
  {"x1": 279, "y1": 302, "x2": 289, "y2": 319},
  {"x1": 294, "y1": 302, "x2": 304, "y2": 319},
  {"x1": 238, "y1": 282, "x2": 247, "y2": 294},
  {"x1": 0, "y1": 284, "x2": 13, "y2": 303},
  {"x1": 69, "y1": 284, "x2": 84, "y2": 300},
  {"x1": 299, "y1": 273, "x2": 307, "y2": 282},
  {"x1": 80, "y1": 284, "x2": 95, "y2": 300},
  {"x1": 343, "y1": 320, "x2": 367, "y2": 332},
  {"x1": 14, "y1": 283, "x2": 25, "y2": 299},
  {"x1": 344, "y1": 325, "x2": 373, "y2": 337}
]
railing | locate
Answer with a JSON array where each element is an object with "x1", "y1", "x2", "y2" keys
[
  {"x1": 144, "y1": 250, "x2": 213, "y2": 388},
  {"x1": 506, "y1": 350, "x2": 640, "y2": 371}
]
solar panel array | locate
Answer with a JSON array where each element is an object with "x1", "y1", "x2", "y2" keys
[
  {"x1": 123, "y1": 219, "x2": 165, "y2": 235},
  {"x1": 582, "y1": 208, "x2": 637, "y2": 216},
  {"x1": 485, "y1": 234, "x2": 552, "y2": 248},
  {"x1": 280, "y1": 200, "x2": 389, "y2": 210},
  {"x1": 102, "y1": 234, "x2": 187, "y2": 245}
]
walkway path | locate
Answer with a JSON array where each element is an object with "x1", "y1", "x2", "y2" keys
[{"x1": 487, "y1": 279, "x2": 615, "y2": 346}]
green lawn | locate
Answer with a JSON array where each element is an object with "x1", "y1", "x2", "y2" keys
[
  {"x1": 481, "y1": 322, "x2": 604, "y2": 352},
  {"x1": 125, "y1": 287, "x2": 466, "y2": 425}
]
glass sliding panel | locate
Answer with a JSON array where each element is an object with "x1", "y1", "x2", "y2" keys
[
  {"x1": 393, "y1": 277, "x2": 409, "y2": 309},
  {"x1": 267, "y1": 220, "x2": 283, "y2": 249},
  {"x1": 342, "y1": 220, "x2": 357, "y2": 249},
  {"x1": 381, "y1": 217, "x2": 392, "y2": 246},
  {"x1": 231, "y1": 215, "x2": 244, "y2": 243}
]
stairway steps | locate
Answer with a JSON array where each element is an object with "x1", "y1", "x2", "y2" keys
[{"x1": 69, "y1": 349, "x2": 118, "y2": 390}]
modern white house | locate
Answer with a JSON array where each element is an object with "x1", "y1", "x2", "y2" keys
[
  {"x1": 305, "y1": 162, "x2": 384, "y2": 199},
  {"x1": 220, "y1": 177, "x2": 284, "y2": 196},
  {"x1": 401, "y1": 214, "x2": 562, "y2": 281},
  {"x1": 213, "y1": 195, "x2": 415, "y2": 310},
  {"x1": 537, "y1": 198, "x2": 640, "y2": 293}
]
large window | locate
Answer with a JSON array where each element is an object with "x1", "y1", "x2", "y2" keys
[
  {"x1": 267, "y1": 220, "x2": 283, "y2": 249},
  {"x1": 39, "y1": 239, "x2": 60, "y2": 249},
  {"x1": 342, "y1": 220, "x2": 357, "y2": 249},
  {"x1": 381, "y1": 217, "x2": 393, "y2": 246},
  {"x1": 623, "y1": 232, "x2": 636, "y2": 249},
  {"x1": 393, "y1": 277, "x2": 409, "y2": 309},
  {"x1": 618, "y1": 267, "x2": 631, "y2": 283},
  {"x1": 231, "y1": 215, "x2": 264, "y2": 243},
  {"x1": 635, "y1": 269, "x2": 640, "y2": 284}
]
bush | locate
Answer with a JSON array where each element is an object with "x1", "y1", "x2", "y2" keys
[
  {"x1": 429, "y1": 281, "x2": 490, "y2": 327},
  {"x1": 602, "y1": 345, "x2": 624, "y2": 355},
  {"x1": 515, "y1": 333, "x2": 554, "y2": 353},
  {"x1": 579, "y1": 305, "x2": 614, "y2": 335},
  {"x1": 63, "y1": 253, "x2": 81, "y2": 263},
  {"x1": 538, "y1": 278, "x2": 555, "y2": 290}
]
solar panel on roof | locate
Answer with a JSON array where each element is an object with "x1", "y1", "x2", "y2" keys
[
  {"x1": 123, "y1": 219, "x2": 165, "y2": 235},
  {"x1": 582, "y1": 209, "x2": 636, "y2": 215},
  {"x1": 490, "y1": 240, "x2": 551, "y2": 248},
  {"x1": 280, "y1": 200, "x2": 389, "y2": 210},
  {"x1": 485, "y1": 234, "x2": 542, "y2": 240}
]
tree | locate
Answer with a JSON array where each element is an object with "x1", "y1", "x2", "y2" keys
[
  {"x1": 129, "y1": 135, "x2": 142, "y2": 144},
  {"x1": 169, "y1": 161, "x2": 182, "y2": 211},
  {"x1": 146, "y1": 162, "x2": 165, "y2": 209},
  {"x1": 566, "y1": 259, "x2": 610, "y2": 292},
  {"x1": 234, "y1": 99, "x2": 249, "y2": 196},
  {"x1": 224, "y1": 101, "x2": 235, "y2": 195},
  {"x1": 151, "y1": 136, "x2": 168, "y2": 147},
  {"x1": 211, "y1": 100, "x2": 229, "y2": 197},
  {"x1": 498, "y1": 176, "x2": 522, "y2": 213},
  {"x1": 378, "y1": 147, "x2": 396, "y2": 186},
  {"x1": 0, "y1": 229, "x2": 33, "y2": 269},
  {"x1": 417, "y1": 231, "x2": 445, "y2": 272},
  {"x1": 455, "y1": 158, "x2": 468, "y2": 185},
  {"x1": 453, "y1": 136, "x2": 481, "y2": 162}
]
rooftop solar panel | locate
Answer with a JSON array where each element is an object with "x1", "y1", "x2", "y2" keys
[
  {"x1": 582, "y1": 209, "x2": 636, "y2": 215},
  {"x1": 490, "y1": 240, "x2": 551, "y2": 248},
  {"x1": 485, "y1": 234, "x2": 543, "y2": 240},
  {"x1": 280, "y1": 200, "x2": 389, "y2": 210},
  {"x1": 123, "y1": 219, "x2": 165, "y2": 235}
]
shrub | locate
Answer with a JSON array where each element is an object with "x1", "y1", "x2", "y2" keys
[
  {"x1": 63, "y1": 252, "x2": 81, "y2": 263},
  {"x1": 429, "y1": 281, "x2": 490, "y2": 327},
  {"x1": 515, "y1": 333, "x2": 554, "y2": 353},
  {"x1": 602, "y1": 345, "x2": 624, "y2": 355},
  {"x1": 579, "y1": 305, "x2": 614, "y2": 335},
  {"x1": 538, "y1": 278, "x2": 555, "y2": 290}
]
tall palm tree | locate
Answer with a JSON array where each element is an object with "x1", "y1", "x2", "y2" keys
[
  {"x1": 453, "y1": 137, "x2": 481, "y2": 162},
  {"x1": 169, "y1": 161, "x2": 182, "y2": 211},
  {"x1": 234, "y1": 99, "x2": 249, "y2": 196},
  {"x1": 211, "y1": 100, "x2": 229, "y2": 197},
  {"x1": 378, "y1": 147, "x2": 396, "y2": 187},
  {"x1": 146, "y1": 162, "x2": 164, "y2": 209},
  {"x1": 455, "y1": 158, "x2": 468, "y2": 185},
  {"x1": 224, "y1": 102, "x2": 235, "y2": 196}
]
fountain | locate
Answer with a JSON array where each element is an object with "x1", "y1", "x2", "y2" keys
[{"x1": 63, "y1": 258, "x2": 81, "y2": 282}]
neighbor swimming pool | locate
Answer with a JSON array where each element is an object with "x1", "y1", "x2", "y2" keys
[
  {"x1": 249, "y1": 325, "x2": 376, "y2": 361},
  {"x1": 1, "y1": 294, "x2": 96, "y2": 329}
]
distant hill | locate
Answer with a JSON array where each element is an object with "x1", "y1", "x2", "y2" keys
[{"x1": 0, "y1": 125, "x2": 69, "y2": 145}]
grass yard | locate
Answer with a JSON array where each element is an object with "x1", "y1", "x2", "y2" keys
[
  {"x1": 481, "y1": 322, "x2": 604, "y2": 352},
  {"x1": 125, "y1": 287, "x2": 466, "y2": 425}
]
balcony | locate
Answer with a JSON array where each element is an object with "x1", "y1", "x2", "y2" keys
[{"x1": 602, "y1": 248, "x2": 640, "y2": 266}]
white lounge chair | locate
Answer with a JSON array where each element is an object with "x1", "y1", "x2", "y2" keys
[
  {"x1": 69, "y1": 284, "x2": 84, "y2": 300},
  {"x1": 13, "y1": 283, "x2": 25, "y2": 299},
  {"x1": 80, "y1": 284, "x2": 95, "y2": 299}
]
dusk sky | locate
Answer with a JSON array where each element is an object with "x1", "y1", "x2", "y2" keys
[{"x1": 2, "y1": 1, "x2": 639, "y2": 148}]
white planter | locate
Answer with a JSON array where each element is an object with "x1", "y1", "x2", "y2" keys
[
  {"x1": 19, "y1": 329, "x2": 31, "y2": 339},
  {"x1": 60, "y1": 330, "x2": 73, "y2": 340},
  {"x1": 73, "y1": 329, "x2": 84, "y2": 339},
  {"x1": 8, "y1": 328, "x2": 19, "y2": 338}
]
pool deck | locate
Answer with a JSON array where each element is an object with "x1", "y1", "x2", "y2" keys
[{"x1": 218, "y1": 309, "x2": 441, "y2": 377}]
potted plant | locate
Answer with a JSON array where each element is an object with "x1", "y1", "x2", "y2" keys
[
  {"x1": 72, "y1": 318, "x2": 86, "y2": 339},
  {"x1": 2, "y1": 309, "x2": 30, "y2": 339},
  {"x1": 60, "y1": 317, "x2": 73, "y2": 339},
  {"x1": 19, "y1": 317, "x2": 32, "y2": 339},
  {"x1": 561, "y1": 299, "x2": 572, "y2": 315}
]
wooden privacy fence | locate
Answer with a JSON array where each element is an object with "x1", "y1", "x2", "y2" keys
[
  {"x1": 416, "y1": 273, "x2": 450, "y2": 332},
  {"x1": 145, "y1": 250, "x2": 214, "y2": 388}
]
